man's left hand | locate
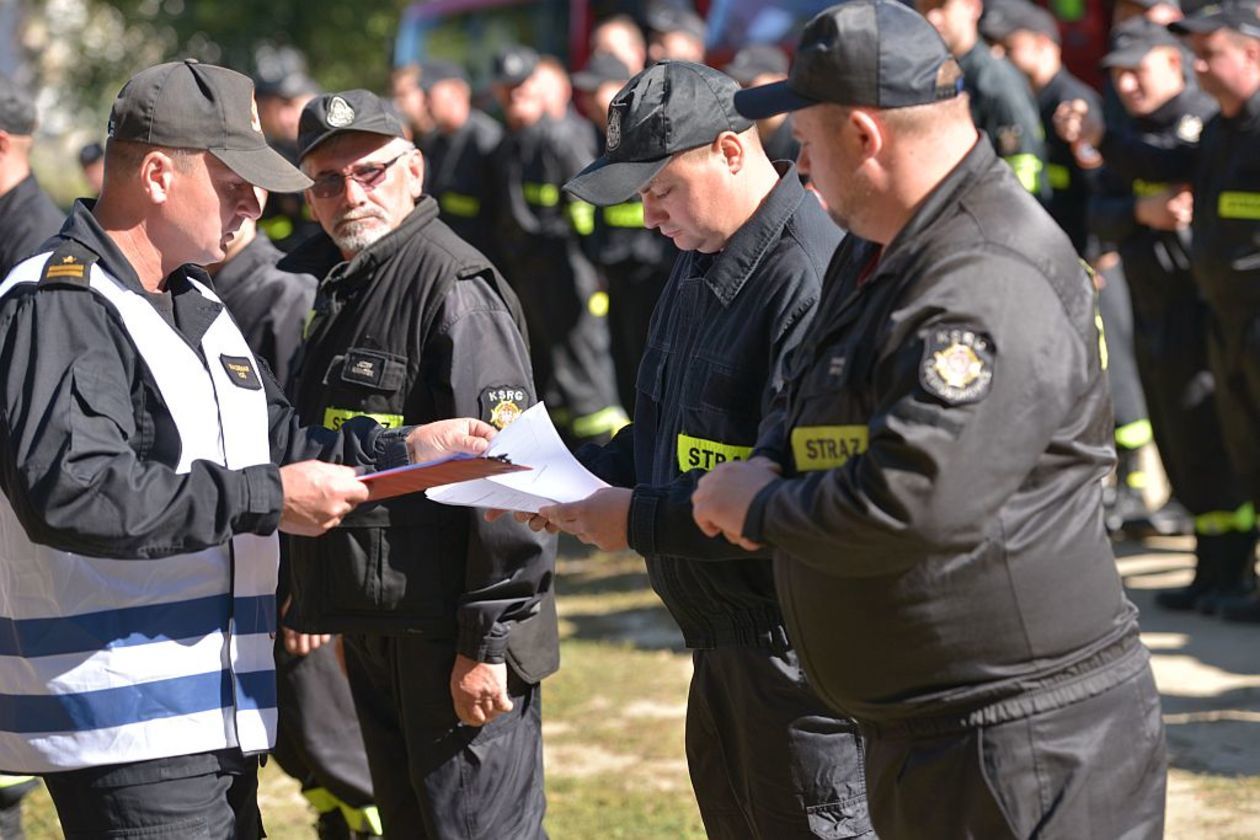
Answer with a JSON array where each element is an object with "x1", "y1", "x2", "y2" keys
[
  {"x1": 407, "y1": 418, "x2": 496, "y2": 463},
  {"x1": 539, "y1": 488, "x2": 632, "y2": 551},
  {"x1": 450, "y1": 654, "x2": 513, "y2": 727},
  {"x1": 692, "y1": 457, "x2": 781, "y2": 551}
]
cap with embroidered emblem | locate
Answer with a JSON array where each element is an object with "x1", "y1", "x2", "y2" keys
[
  {"x1": 733, "y1": 0, "x2": 963, "y2": 118},
  {"x1": 564, "y1": 60, "x2": 753, "y2": 206},
  {"x1": 108, "y1": 59, "x2": 311, "y2": 193},
  {"x1": 297, "y1": 89, "x2": 409, "y2": 161},
  {"x1": 1169, "y1": 0, "x2": 1260, "y2": 38}
]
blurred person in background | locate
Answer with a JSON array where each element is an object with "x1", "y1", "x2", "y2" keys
[
  {"x1": 647, "y1": 5, "x2": 708, "y2": 64},
  {"x1": 724, "y1": 44, "x2": 800, "y2": 165},
  {"x1": 591, "y1": 13, "x2": 649, "y2": 74},
  {"x1": 77, "y1": 141, "x2": 105, "y2": 196},
  {"x1": 420, "y1": 60, "x2": 504, "y2": 263},
  {"x1": 254, "y1": 47, "x2": 322, "y2": 251},
  {"x1": 491, "y1": 45, "x2": 628, "y2": 447},
  {"x1": 0, "y1": 72, "x2": 64, "y2": 278},
  {"x1": 390, "y1": 63, "x2": 434, "y2": 144}
]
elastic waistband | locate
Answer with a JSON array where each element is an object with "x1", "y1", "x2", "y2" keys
[
  {"x1": 681, "y1": 617, "x2": 792, "y2": 652},
  {"x1": 860, "y1": 631, "x2": 1149, "y2": 739}
]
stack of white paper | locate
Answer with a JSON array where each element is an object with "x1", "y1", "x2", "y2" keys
[{"x1": 426, "y1": 403, "x2": 609, "y2": 512}]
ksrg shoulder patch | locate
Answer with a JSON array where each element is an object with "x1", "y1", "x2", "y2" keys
[
  {"x1": 919, "y1": 327, "x2": 994, "y2": 405},
  {"x1": 481, "y1": 385, "x2": 529, "y2": 430}
]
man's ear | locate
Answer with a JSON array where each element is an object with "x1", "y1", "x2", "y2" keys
[
  {"x1": 138, "y1": 150, "x2": 179, "y2": 205},
  {"x1": 715, "y1": 131, "x2": 746, "y2": 174},
  {"x1": 407, "y1": 147, "x2": 426, "y2": 201},
  {"x1": 0, "y1": 130, "x2": 12, "y2": 157},
  {"x1": 849, "y1": 109, "x2": 885, "y2": 163}
]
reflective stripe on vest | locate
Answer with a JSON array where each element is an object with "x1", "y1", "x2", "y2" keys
[
  {"x1": 0, "y1": 254, "x2": 278, "y2": 773},
  {"x1": 603, "y1": 202, "x2": 645, "y2": 229}
]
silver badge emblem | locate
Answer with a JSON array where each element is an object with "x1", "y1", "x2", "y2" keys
[
  {"x1": 1176, "y1": 114, "x2": 1203, "y2": 143},
  {"x1": 326, "y1": 96, "x2": 356, "y2": 128},
  {"x1": 607, "y1": 107, "x2": 622, "y2": 152}
]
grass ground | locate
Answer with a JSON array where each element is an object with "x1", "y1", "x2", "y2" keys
[{"x1": 19, "y1": 542, "x2": 1260, "y2": 838}]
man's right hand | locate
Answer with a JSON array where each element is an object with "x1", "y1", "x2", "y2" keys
[
  {"x1": 279, "y1": 461, "x2": 369, "y2": 536},
  {"x1": 1135, "y1": 187, "x2": 1193, "y2": 231},
  {"x1": 1053, "y1": 98, "x2": 1104, "y2": 150}
]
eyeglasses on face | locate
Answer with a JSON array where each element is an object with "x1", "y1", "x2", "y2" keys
[{"x1": 308, "y1": 151, "x2": 410, "y2": 199}]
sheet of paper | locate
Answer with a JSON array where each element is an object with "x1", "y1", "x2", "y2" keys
[{"x1": 426, "y1": 403, "x2": 609, "y2": 513}]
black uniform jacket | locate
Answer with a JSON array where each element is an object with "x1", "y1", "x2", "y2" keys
[
  {"x1": 581, "y1": 166, "x2": 837, "y2": 649},
  {"x1": 212, "y1": 231, "x2": 316, "y2": 390},
  {"x1": 425, "y1": 109, "x2": 504, "y2": 264},
  {"x1": 0, "y1": 174, "x2": 64, "y2": 278},
  {"x1": 280, "y1": 197, "x2": 559, "y2": 683},
  {"x1": 1101, "y1": 89, "x2": 1260, "y2": 333},
  {"x1": 0, "y1": 202, "x2": 400, "y2": 560},
  {"x1": 959, "y1": 44, "x2": 1048, "y2": 199},
  {"x1": 744, "y1": 140, "x2": 1147, "y2": 728},
  {"x1": 1039, "y1": 69, "x2": 1102, "y2": 255},
  {"x1": 1090, "y1": 87, "x2": 1217, "y2": 321}
]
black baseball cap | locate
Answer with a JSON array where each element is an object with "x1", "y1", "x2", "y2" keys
[
  {"x1": 724, "y1": 44, "x2": 790, "y2": 84},
  {"x1": 572, "y1": 53, "x2": 632, "y2": 92},
  {"x1": 1103, "y1": 18, "x2": 1183, "y2": 67},
  {"x1": 419, "y1": 60, "x2": 469, "y2": 92},
  {"x1": 647, "y1": 4, "x2": 707, "y2": 42},
  {"x1": 734, "y1": 0, "x2": 963, "y2": 119},
  {"x1": 297, "y1": 89, "x2": 409, "y2": 161},
  {"x1": 564, "y1": 60, "x2": 753, "y2": 205},
  {"x1": 78, "y1": 141, "x2": 104, "y2": 168},
  {"x1": 0, "y1": 72, "x2": 36, "y2": 135},
  {"x1": 493, "y1": 46, "x2": 541, "y2": 86},
  {"x1": 108, "y1": 60, "x2": 310, "y2": 193},
  {"x1": 1170, "y1": 0, "x2": 1260, "y2": 37},
  {"x1": 982, "y1": 1, "x2": 1061, "y2": 44}
]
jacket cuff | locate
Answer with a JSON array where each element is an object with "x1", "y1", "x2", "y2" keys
[
  {"x1": 373, "y1": 426, "x2": 413, "y2": 470},
  {"x1": 627, "y1": 486, "x2": 661, "y2": 556},
  {"x1": 743, "y1": 478, "x2": 784, "y2": 544},
  {"x1": 242, "y1": 464, "x2": 284, "y2": 536},
  {"x1": 456, "y1": 621, "x2": 510, "y2": 664}
]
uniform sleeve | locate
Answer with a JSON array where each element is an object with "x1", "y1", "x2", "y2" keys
[
  {"x1": 744, "y1": 253, "x2": 1099, "y2": 578},
  {"x1": 575, "y1": 424, "x2": 637, "y2": 486},
  {"x1": 1098, "y1": 129, "x2": 1198, "y2": 184},
  {"x1": 1088, "y1": 167, "x2": 1141, "y2": 244},
  {"x1": 628, "y1": 282, "x2": 818, "y2": 561},
  {"x1": 0, "y1": 287, "x2": 284, "y2": 558},
  {"x1": 986, "y1": 75, "x2": 1049, "y2": 196},
  {"x1": 430, "y1": 278, "x2": 556, "y2": 664}
]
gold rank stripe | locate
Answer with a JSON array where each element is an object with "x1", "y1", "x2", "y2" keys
[
  {"x1": 676, "y1": 434, "x2": 752, "y2": 473},
  {"x1": 790, "y1": 425, "x2": 869, "y2": 472},
  {"x1": 44, "y1": 266, "x2": 86, "y2": 277},
  {"x1": 1218, "y1": 191, "x2": 1260, "y2": 220}
]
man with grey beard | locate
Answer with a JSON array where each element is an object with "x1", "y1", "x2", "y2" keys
[{"x1": 278, "y1": 89, "x2": 558, "y2": 838}]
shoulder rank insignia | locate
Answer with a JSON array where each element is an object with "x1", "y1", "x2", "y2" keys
[
  {"x1": 39, "y1": 241, "x2": 98, "y2": 286},
  {"x1": 481, "y1": 385, "x2": 528, "y2": 430},
  {"x1": 920, "y1": 327, "x2": 995, "y2": 405}
]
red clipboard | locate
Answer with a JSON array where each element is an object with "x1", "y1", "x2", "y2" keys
[{"x1": 359, "y1": 455, "x2": 530, "y2": 502}]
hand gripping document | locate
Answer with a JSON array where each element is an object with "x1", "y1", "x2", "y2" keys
[{"x1": 426, "y1": 403, "x2": 609, "y2": 512}]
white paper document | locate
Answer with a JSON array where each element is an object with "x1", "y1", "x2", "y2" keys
[{"x1": 425, "y1": 403, "x2": 609, "y2": 513}]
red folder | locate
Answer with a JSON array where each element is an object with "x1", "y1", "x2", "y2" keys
[{"x1": 359, "y1": 455, "x2": 529, "y2": 502}]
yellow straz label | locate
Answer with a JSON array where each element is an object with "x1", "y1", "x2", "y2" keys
[
  {"x1": 323, "y1": 408, "x2": 404, "y2": 431},
  {"x1": 1218, "y1": 191, "x2": 1260, "y2": 220},
  {"x1": 790, "y1": 425, "x2": 869, "y2": 472},
  {"x1": 676, "y1": 434, "x2": 753, "y2": 472}
]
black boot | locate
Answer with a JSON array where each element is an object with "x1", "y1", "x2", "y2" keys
[
  {"x1": 1199, "y1": 530, "x2": 1257, "y2": 615},
  {"x1": 1155, "y1": 533, "x2": 1221, "y2": 611}
]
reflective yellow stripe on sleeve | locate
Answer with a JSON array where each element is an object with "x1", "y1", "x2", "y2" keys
[
  {"x1": 676, "y1": 434, "x2": 753, "y2": 473},
  {"x1": 1218, "y1": 191, "x2": 1260, "y2": 220},
  {"x1": 1047, "y1": 163, "x2": 1071, "y2": 191},
  {"x1": 1195, "y1": 503, "x2": 1257, "y2": 536},
  {"x1": 304, "y1": 787, "x2": 384, "y2": 836},
  {"x1": 439, "y1": 191, "x2": 481, "y2": 218},
  {"x1": 568, "y1": 199, "x2": 596, "y2": 235},
  {"x1": 1114, "y1": 418, "x2": 1153, "y2": 450},
  {"x1": 322, "y1": 408, "x2": 405, "y2": 431},
  {"x1": 570, "y1": 406, "x2": 630, "y2": 439},
  {"x1": 1132, "y1": 179, "x2": 1170, "y2": 198},
  {"x1": 790, "y1": 425, "x2": 869, "y2": 472},
  {"x1": 523, "y1": 182, "x2": 560, "y2": 207},
  {"x1": 604, "y1": 202, "x2": 646, "y2": 228},
  {"x1": 1003, "y1": 153, "x2": 1044, "y2": 194}
]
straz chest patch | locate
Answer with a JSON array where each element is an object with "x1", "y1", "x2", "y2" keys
[
  {"x1": 919, "y1": 328, "x2": 995, "y2": 405},
  {"x1": 219, "y1": 354, "x2": 262, "y2": 390},
  {"x1": 481, "y1": 386, "x2": 528, "y2": 430}
]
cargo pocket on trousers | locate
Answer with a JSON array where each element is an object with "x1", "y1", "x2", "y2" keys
[{"x1": 806, "y1": 796, "x2": 874, "y2": 839}]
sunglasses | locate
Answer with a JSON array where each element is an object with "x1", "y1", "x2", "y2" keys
[{"x1": 308, "y1": 151, "x2": 410, "y2": 199}]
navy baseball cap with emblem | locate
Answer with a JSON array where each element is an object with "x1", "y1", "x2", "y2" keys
[
  {"x1": 733, "y1": 0, "x2": 963, "y2": 118},
  {"x1": 563, "y1": 60, "x2": 753, "y2": 206},
  {"x1": 297, "y1": 89, "x2": 409, "y2": 161},
  {"x1": 493, "y1": 46, "x2": 541, "y2": 87},
  {"x1": 1102, "y1": 18, "x2": 1182, "y2": 68},
  {"x1": 1169, "y1": 0, "x2": 1260, "y2": 37},
  {"x1": 109, "y1": 59, "x2": 311, "y2": 193}
]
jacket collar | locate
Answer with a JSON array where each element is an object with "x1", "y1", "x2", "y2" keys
[
  {"x1": 694, "y1": 162, "x2": 809, "y2": 307},
  {"x1": 57, "y1": 199, "x2": 150, "y2": 295}
]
